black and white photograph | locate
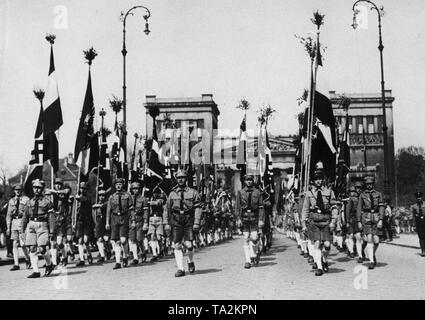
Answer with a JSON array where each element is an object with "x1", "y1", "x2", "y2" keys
[{"x1": 0, "y1": 0, "x2": 424, "y2": 302}]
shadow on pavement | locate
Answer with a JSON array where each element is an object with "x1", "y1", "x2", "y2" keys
[
  {"x1": 334, "y1": 257, "x2": 351, "y2": 263},
  {"x1": 260, "y1": 257, "x2": 276, "y2": 262},
  {"x1": 50, "y1": 270, "x2": 88, "y2": 277},
  {"x1": 255, "y1": 262, "x2": 277, "y2": 267},
  {"x1": 326, "y1": 268, "x2": 345, "y2": 274},
  {"x1": 192, "y1": 268, "x2": 222, "y2": 275}
]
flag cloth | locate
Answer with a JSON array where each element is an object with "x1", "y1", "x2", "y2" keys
[
  {"x1": 309, "y1": 42, "x2": 337, "y2": 181},
  {"x1": 74, "y1": 70, "x2": 96, "y2": 175},
  {"x1": 43, "y1": 46, "x2": 63, "y2": 134},
  {"x1": 98, "y1": 131, "x2": 112, "y2": 190},
  {"x1": 236, "y1": 115, "x2": 247, "y2": 181},
  {"x1": 145, "y1": 117, "x2": 165, "y2": 192},
  {"x1": 24, "y1": 105, "x2": 44, "y2": 197},
  {"x1": 43, "y1": 45, "x2": 62, "y2": 173}
]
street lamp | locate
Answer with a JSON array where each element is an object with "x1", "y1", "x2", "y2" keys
[
  {"x1": 352, "y1": 0, "x2": 391, "y2": 201},
  {"x1": 121, "y1": 5, "x2": 151, "y2": 163}
]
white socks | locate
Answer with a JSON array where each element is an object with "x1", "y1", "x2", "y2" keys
[
  {"x1": 97, "y1": 242, "x2": 105, "y2": 258},
  {"x1": 129, "y1": 242, "x2": 138, "y2": 260},
  {"x1": 174, "y1": 249, "x2": 184, "y2": 270},
  {"x1": 187, "y1": 249, "x2": 194, "y2": 263},
  {"x1": 13, "y1": 247, "x2": 19, "y2": 266},
  {"x1": 356, "y1": 240, "x2": 363, "y2": 258},
  {"x1": 114, "y1": 243, "x2": 121, "y2": 263},
  {"x1": 346, "y1": 238, "x2": 354, "y2": 253},
  {"x1": 315, "y1": 248, "x2": 323, "y2": 269},
  {"x1": 336, "y1": 236, "x2": 343, "y2": 248},
  {"x1": 30, "y1": 252, "x2": 39, "y2": 273},
  {"x1": 300, "y1": 240, "x2": 307, "y2": 253},
  {"x1": 243, "y1": 245, "x2": 251, "y2": 263},
  {"x1": 78, "y1": 244, "x2": 85, "y2": 261},
  {"x1": 367, "y1": 243, "x2": 374, "y2": 262},
  {"x1": 44, "y1": 251, "x2": 52, "y2": 266},
  {"x1": 294, "y1": 232, "x2": 301, "y2": 246},
  {"x1": 249, "y1": 242, "x2": 257, "y2": 258},
  {"x1": 51, "y1": 248, "x2": 57, "y2": 266}
]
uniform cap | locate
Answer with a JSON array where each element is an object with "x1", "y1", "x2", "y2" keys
[
  {"x1": 243, "y1": 174, "x2": 254, "y2": 181},
  {"x1": 79, "y1": 182, "x2": 89, "y2": 189},
  {"x1": 315, "y1": 161, "x2": 324, "y2": 170},
  {"x1": 114, "y1": 178, "x2": 125, "y2": 185},
  {"x1": 354, "y1": 181, "x2": 363, "y2": 188},
  {"x1": 364, "y1": 176, "x2": 375, "y2": 184},
  {"x1": 54, "y1": 178, "x2": 63, "y2": 185},
  {"x1": 13, "y1": 183, "x2": 23, "y2": 190},
  {"x1": 311, "y1": 170, "x2": 324, "y2": 180},
  {"x1": 175, "y1": 170, "x2": 187, "y2": 178},
  {"x1": 415, "y1": 191, "x2": 423, "y2": 198},
  {"x1": 130, "y1": 182, "x2": 141, "y2": 189},
  {"x1": 32, "y1": 179, "x2": 45, "y2": 188}
]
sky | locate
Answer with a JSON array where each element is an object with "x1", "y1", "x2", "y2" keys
[{"x1": 0, "y1": 0, "x2": 424, "y2": 177}]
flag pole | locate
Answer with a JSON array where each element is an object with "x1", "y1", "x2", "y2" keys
[
  {"x1": 96, "y1": 108, "x2": 106, "y2": 203},
  {"x1": 305, "y1": 13, "x2": 323, "y2": 192}
]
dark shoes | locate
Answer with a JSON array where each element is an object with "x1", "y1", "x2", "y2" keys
[
  {"x1": 304, "y1": 253, "x2": 309, "y2": 258},
  {"x1": 141, "y1": 252, "x2": 147, "y2": 263},
  {"x1": 175, "y1": 269, "x2": 185, "y2": 277},
  {"x1": 113, "y1": 263, "x2": 122, "y2": 270},
  {"x1": 131, "y1": 259, "x2": 139, "y2": 266},
  {"x1": 322, "y1": 261, "x2": 329, "y2": 273},
  {"x1": 349, "y1": 252, "x2": 356, "y2": 258},
  {"x1": 150, "y1": 256, "x2": 158, "y2": 262},
  {"x1": 421, "y1": 252, "x2": 425, "y2": 257},
  {"x1": 97, "y1": 257, "x2": 105, "y2": 263},
  {"x1": 315, "y1": 269, "x2": 324, "y2": 276},
  {"x1": 27, "y1": 272, "x2": 41, "y2": 279},
  {"x1": 44, "y1": 264, "x2": 55, "y2": 276},
  {"x1": 357, "y1": 257, "x2": 364, "y2": 263},
  {"x1": 368, "y1": 262, "x2": 376, "y2": 270},
  {"x1": 244, "y1": 262, "x2": 251, "y2": 269},
  {"x1": 123, "y1": 257, "x2": 128, "y2": 267},
  {"x1": 188, "y1": 262, "x2": 195, "y2": 274},
  {"x1": 10, "y1": 265, "x2": 20, "y2": 271},
  {"x1": 87, "y1": 255, "x2": 93, "y2": 265},
  {"x1": 312, "y1": 263, "x2": 318, "y2": 270},
  {"x1": 76, "y1": 260, "x2": 85, "y2": 267}
]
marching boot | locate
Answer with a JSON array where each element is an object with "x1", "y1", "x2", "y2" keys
[{"x1": 315, "y1": 268, "x2": 324, "y2": 276}]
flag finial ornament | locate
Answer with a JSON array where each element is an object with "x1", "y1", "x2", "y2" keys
[
  {"x1": 83, "y1": 47, "x2": 98, "y2": 66},
  {"x1": 45, "y1": 33, "x2": 56, "y2": 45}
]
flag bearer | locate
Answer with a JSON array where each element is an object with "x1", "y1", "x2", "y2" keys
[
  {"x1": 21, "y1": 179, "x2": 55, "y2": 278},
  {"x1": 6, "y1": 184, "x2": 30, "y2": 271},
  {"x1": 106, "y1": 178, "x2": 132, "y2": 270},
  {"x1": 301, "y1": 170, "x2": 338, "y2": 276},
  {"x1": 356, "y1": 176, "x2": 385, "y2": 269},
  {"x1": 164, "y1": 170, "x2": 202, "y2": 277},
  {"x1": 236, "y1": 174, "x2": 265, "y2": 269}
]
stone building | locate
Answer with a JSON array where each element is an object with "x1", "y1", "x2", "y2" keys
[{"x1": 331, "y1": 90, "x2": 395, "y2": 200}]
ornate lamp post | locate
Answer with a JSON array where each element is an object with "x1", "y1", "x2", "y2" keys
[
  {"x1": 352, "y1": 0, "x2": 390, "y2": 201},
  {"x1": 121, "y1": 5, "x2": 151, "y2": 163}
]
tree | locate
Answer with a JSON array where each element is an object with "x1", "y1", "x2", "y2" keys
[{"x1": 395, "y1": 146, "x2": 425, "y2": 206}]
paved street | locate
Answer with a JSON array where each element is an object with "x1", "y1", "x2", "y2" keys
[{"x1": 0, "y1": 231, "x2": 424, "y2": 300}]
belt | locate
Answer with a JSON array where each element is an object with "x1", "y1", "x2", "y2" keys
[
  {"x1": 112, "y1": 212, "x2": 128, "y2": 216},
  {"x1": 30, "y1": 217, "x2": 47, "y2": 222},
  {"x1": 172, "y1": 210, "x2": 194, "y2": 215}
]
